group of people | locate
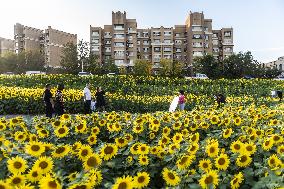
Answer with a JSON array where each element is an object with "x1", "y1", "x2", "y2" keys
[{"x1": 43, "y1": 83, "x2": 106, "y2": 118}]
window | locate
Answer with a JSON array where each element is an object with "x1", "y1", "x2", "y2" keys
[
  {"x1": 114, "y1": 34, "x2": 124, "y2": 39},
  {"x1": 92, "y1": 39, "x2": 99, "y2": 44},
  {"x1": 114, "y1": 42, "x2": 124, "y2": 47},
  {"x1": 212, "y1": 40, "x2": 219, "y2": 46},
  {"x1": 164, "y1": 39, "x2": 171, "y2": 44},
  {"x1": 192, "y1": 42, "x2": 203, "y2": 48},
  {"x1": 92, "y1": 31, "x2": 99, "y2": 36},
  {"x1": 143, "y1": 40, "x2": 149, "y2": 45},
  {"x1": 164, "y1": 47, "x2": 172, "y2": 52},
  {"x1": 224, "y1": 47, "x2": 232, "y2": 52},
  {"x1": 129, "y1": 52, "x2": 134, "y2": 56},
  {"x1": 193, "y1": 51, "x2": 203, "y2": 56},
  {"x1": 91, "y1": 46, "x2": 99, "y2": 51},
  {"x1": 224, "y1": 31, "x2": 231, "y2": 37},
  {"x1": 105, "y1": 40, "x2": 111, "y2": 45},
  {"x1": 153, "y1": 32, "x2": 161, "y2": 36},
  {"x1": 213, "y1": 48, "x2": 219, "y2": 53},
  {"x1": 192, "y1": 26, "x2": 202, "y2": 31},
  {"x1": 154, "y1": 39, "x2": 160, "y2": 43},
  {"x1": 105, "y1": 55, "x2": 111, "y2": 60},
  {"x1": 175, "y1": 33, "x2": 181, "y2": 37},
  {"x1": 176, "y1": 48, "x2": 181, "y2": 53},
  {"x1": 154, "y1": 47, "x2": 161, "y2": 52},
  {"x1": 114, "y1": 25, "x2": 124, "y2": 30},
  {"x1": 213, "y1": 33, "x2": 218, "y2": 38},
  {"x1": 115, "y1": 60, "x2": 124, "y2": 65},
  {"x1": 193, "y1": 34, "x2": 202, "y2": 39},
  {"x1": 114, "y1": 50, "x2": 124, "y2": 56},
  {"x1": 164, "y1": 31, "x2": 171, "y2": 36},
  {"x1": 105, "y1": 47, "x2": 111, "y2": 52},
  {"x1": 204, "y1": 35, "x2": 209, "y2": 40},
  {"x1": 175, "y1": 40, "x2": 182, "y2": 44},
  {"x1": 104, "y1": 32, "x2": 111, "y2": 37},
  {"x1": 137, "y1": 41, "x2": 140, "y2": 45},
  {"x1": 143, "y1": 47, "x2": 149, "y2": 52}
]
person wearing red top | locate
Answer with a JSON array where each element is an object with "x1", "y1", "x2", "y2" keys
[{"x1": 178, "y1": 90, "x2": 186, "y2": 110}]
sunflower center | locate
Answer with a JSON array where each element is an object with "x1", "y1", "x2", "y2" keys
[
  {"x1": 39, "y1": 161, "x2": 48, "y2": 169},
  {"x1": 18, "y1": 135, "x2": 23, "y2": 139},
  {"x1": 203, "y1": 163, "x2": 208, "y2": 168},
  {"x1": 41, "y1": 130, "x2": 47, "y2": 134},
  {"x1": 104, "y1": 146, "x2": 114, "y2": 154},
  {"x1": 118, "y1": 138, "x2": 125, "y2": 143},
  {"x1": 55, "y1": 147, "x2": 65, "y2": 154},
  {"x1": 270, "y1": 159, "x2": 275, "y2": 164},
  {"x1": 204, "y1": 175, "x2": 213, "y2": 184},
  {"x1": 218, "y1": 158, "x2": 225, "y2": 165},
  {"x1": 77, "y1": 124, "x2": 83, "y2": 130},
  {"x1": 12, "y1": 177, "x2": 21, "y2": 184},
  {"x1": 14, "y1": 161, "x2": 22, "y2": 169},
  {"x1": 141, "y1": 147, "x2": 146, "y2": 151},
  {"x1": 209, "y1": 147, "x2": 215, "y2": 153},
  {"x1": 58, "y1": 128, "x2": 66, "y2": 134},
  {"x1": 168, "y1": 172, "x2": 176, "y2": 180},
  {"x1": 233, "y1": 178, "x2": 238, "y2": 184},
  {"x1": 190, "y1": 146, "x2": 196, "y2": 151},
  {"x1": 265, "y1": 141, "x2": 270, "y2": 146},
  {"x1": 81, "y1": 149, "x2": 88, "y2": 156},
  {"x1": 87, "y1": 157, "x2": 98, "y2": 167},
  {"x1": 240, "y1": 155, "x2": 247, "y2": 163},
  {"x1": 138, "y1": 176, "x2": 145, "y2": 183},
  {"x1": 273, "y1": 136, "x2": 280, "y2": 141},
  {"x1": 180, "y1": 157, "x2": 188, "y2": 165},
  {"x1": 162, "y1": 138, "x2": 168, "y2": 143},
  {"x1": 136, "y1": 126, "x2": 141, "y2": 130},
  {"x1": 176, "y1": 136, "x2": 180, "y2": 140},
  {"x1": 118, "y1": 182, "x2": 127, "y2": 189},
  {"x1": 246, "y1": 146, "x2": 253, "y2": 151},
  {"x1": 48, "y1": 181, "x2": 58, "y2": 188},
  {"x1": 32, "y1": 171, "x2": 38, "y2": 177},
  {"x1": 225, "y1": 130, "x2": 230, "y2": 135},
  {"x1": 234, "y1": 144, "x2": 240, "y2": 150}
]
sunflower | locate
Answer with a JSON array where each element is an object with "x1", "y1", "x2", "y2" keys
[
  {"x1": 90, "y1": 126, "x2": 100, "y2": 135},
  {"x1": 78, "y1": 145, "x2": 93, "y2": 160},
  {"x1": 172, "y1": 121, "x2": 182, "y2": 130},
  {"x1": 267, "y1": 154, "x2": 281, "y2": 169},
  {"x1": 68, "y1": 183, "x2": 91, "y2": 189},
  {"x1": 37, "y1": 129, "x2": 49, "y2": 138},
  {"x1": 222, "y1": 128, "x2": 233, "y2": 138},
  {"x1": 200, "y1": 122, "x2": 210, "y2": 129},
  {"x1": 67, "y1": 172, "x2": 79, "y2": 182},
  {"x1": 236, "y1": 154, "x2": 252, "y2": 167},
  {"x1": 75, "y1": 121, "x2": 87, "y2": 133},
  {"x1": 230, "y1": 141, "x2": 244, "y2": 154},
  {"x1": 112, "y1": 175, "x2": 133, "y2": 189},
  {"x1": 199, "y1": 159, "x2": 212, "y2": 172},
  {"x1": 206, "y1": 142, "x2": 219, "y2": 158},
  {"x1": 39, "y1": 174, "x2": 62, "y2": 189},
  {"x1": 151, "y1": 119, "x2": 160, "y2": 127},
  {"x1": 210, "y1": 115, "x2": 220, "y2": 125},
  {"x1": 60, "y1": 114, "x2": 71, "y2": 121},
  {"x1": 262, "y1": 138, "x2": 274, "y2": 151},
  {"x1": 0, "y1": 180, "x2": 11, "y2": 189},
  {"x1": 100, "y1": 143, "x2": 118, "y2": 161},
  {"x1": 176, "y1": 155, "x2": 193, "y2": 170},
  {"x1": 271, "y1": 134, "x2": 283, "y2": 144},
  {"x1": 187, "y1": 142, "x2": 199, "y2": 154},
  {"x1": 277, "y1": 145, "x2": 284, "y2": 155},
  {"x1": 172, "y1": 133, "x2": 183, "y2": 144},
  {"x1": 14, "y1": 131, "x2": 27, "y2": 142},
  {"x1": 71, "y1": 141, "x2": 82, "y2": 155},
  {"x1": 168, "y1": 143, "x2": 180, "y2": 154},
  {"x1": 137, "y1": 144, "x2": 150, "y2": 155},
  {"x1": 83, "y1": 153, "x2": 102, "y2": 170},
  {"x1": 33, "y1": 156, "x2": 54, "y2": 174},
  {"x1": 189, "y1": 133, "x2": 200, "y2": 143},
  {"x1": 52, "y1": 120, "x2": 62, "y2": 127},
  {"x1": 133, "y1": 124, "x2": 144, "y2": 134},
  {"x1": 243, "y1": 142, "x2": 257, "y2": 155},
  {"x1": 7, "y1": 174, "x2": 26, "y2": 187},
  {"x1": 162, "y1": 127, "x2": 171, "y2": 136},
  {"x1": 149, "y1": 132, "x2": 155, "y2": 140},
  {"x1": 230, "y1": 172, "x2": 244, "y2": 189},
  {"x1": 199, "y1": 170, "x2": 219, "y2": 189},
  {"x1": 223, "y1": 118, "x2": 231, "y2": 126},
  {"x1": 87, "y1": 135, "x2": 97, "y2": 146},
  {"x1": 150, "y1": 146, "x2": 160, "y2": 155},
  {"x1": 7, "y1": 156, "x2": 28, "y2": 174},
  {"x1": 189, "y1": 123, "x2": 198, "y2": 131},
  {"x1": 0, "y1": 123, "x2": 7, "y2": 131},
  {"x1": 215, "y1": 153, "x2": 230, "y2": 170},
  {"x1": 54, "y1": 125, "x2": 69, "y2": 138},
  {"x1": 27, "y1": 169, "x2": 43, "y2": 183},
  {"x1": 234, "y1": 117, "x2": 242, "y2": 126},
  {"x1": 52, "y1": 145, "x2": 70, "y2": 158},
  {"x1": 98, "y1": 119, "x2": 107, "y2": 127},
  {"x1": 138, "y1": 155, "x2": 149, "y2": 166},
  {"x1": 124, "y1": 113, "x2": 132, "y2": 121},
  {"x1": 25, "y1": 141, "x2": 45, "y2": 157},
  {"x1": 162, "y1": 168, "x2": 181, "y2": 186},
  {"x1": 133, "y1": 172, "x2": 150, "y2": 189},
  {"x1": 159, "y1": 136, "x2": 170, "y2": 145},
  {"x1": 130, "y1": 143, "x2": 141, "y2": 155}
]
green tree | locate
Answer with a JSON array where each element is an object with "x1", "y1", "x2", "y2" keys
[
  {"x1": 192, "y1": 55, "x2": 222, "y2": 79},
  {"x1": 60, "y1": 42, "x2": 79, "y2": 74},
  {"x1": 133, "y1": 59, "x2": 152, "y2": 76},
  {"x1": 159, "y1": 59, "x2": 173, "y2": 76},
  {"x1": 101, "y1": 58, "x2": 119, "y2": 74},
  {"x1": 85, "y1": 54, "x2": 100, "y2": 74},
  {"x1": 24, "y1": 51, "x2": 45, "y2": 71},
  {"x1": 78, "y1": 40, "x2": 89, "y2": 72},
  {"x1": 172, "y1": 60, "x2": 185, "y2": 77}
]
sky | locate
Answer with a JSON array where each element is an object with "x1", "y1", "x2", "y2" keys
[{"x1": 0, "y1": 0, "x2": 283, "y2": 63}]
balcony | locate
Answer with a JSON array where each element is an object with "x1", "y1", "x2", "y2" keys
[
  {"x1": 223, "y1": 39, "x2": 233, "y2": 45},
  {"x1": 128, "y1": 29, "x2": 137, "y2": 34},
  {"x1": 104, "y1": 34, "x2": 112, "y2": 38},
  {"x1": 193, "y1": 51, "x2": 203, "y2": 57}
]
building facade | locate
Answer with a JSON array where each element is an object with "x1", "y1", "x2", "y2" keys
[
  {"x1": 14, "y1": 23, "x2": 77, "y2": 67},
  {"x1": 263, "y1": 56, "x2": 284, "y2": 72},
  {"x1": 0, "y1": 37, "x2": 14, "y2": 57},
  {"x1": 90, "y1": 11, "x2": 234, "y2": 67}
]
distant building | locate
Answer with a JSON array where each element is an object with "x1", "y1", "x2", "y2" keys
[
  {"x1": 0, "y1": 37, "x2": 14, "y2": 57},
  {"x1": 90, "y1": 11, "x2": 234, "y2": 68},
  {"x1": 263, "y1": 56, "x2": 284, "y2": 72},
  {"x1": 14, "y1": 23, "x2": 77, "y2": 67}
]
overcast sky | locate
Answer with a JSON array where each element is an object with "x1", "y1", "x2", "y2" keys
[{"x1": 0, "y1": 0, "x2": 283, "y2": 63}]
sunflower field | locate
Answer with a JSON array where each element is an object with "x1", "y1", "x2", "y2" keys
[
  {"x1": 0, "y1": 74, "x2": 284, "y2": 114},
  {"x1": 0, "y1": 103, "x2": 284, "y2": 189}
]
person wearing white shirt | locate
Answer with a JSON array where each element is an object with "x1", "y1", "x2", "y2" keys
[{"x1": 83, "y1": 83, "x2": 92, "y2": 114}]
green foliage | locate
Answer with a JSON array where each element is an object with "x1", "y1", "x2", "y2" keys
[
  {"x1": 133, "y1": 59, "x2": 152, "y2": 76},
  {"x1": 193, "y1": 55, "x2": 222, "y2": 79},
  {"x1": 60, "y1": 42, "x2": 80, "y2": 74}
]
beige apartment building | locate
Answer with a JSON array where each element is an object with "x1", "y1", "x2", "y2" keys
[
  {"x1": 0, "y1": 37, "x2": 14, "y2": 57},
  {"x1": 263, "y1": 56, "x2": 284, "y2": 72},
  {"x1": 14, "y1": 23, "x2": 77, "y2": 67},
  {"x1": 90, "y1": 11, "x2": 234, "y2": 68}
]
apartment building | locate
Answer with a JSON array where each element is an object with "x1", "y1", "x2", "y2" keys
[
  {"x1": 263, "y1": 56, "x2": 284, "y2": 72},
  {"x1": 14, "y1": 23, "x2": 77, "y2": 67},
  {"x1": 0, "y1": 37, "x2": 14, "y2": 57},
  {"x1": 90, "y1": 11, "x2": 234, "y2": 67}
]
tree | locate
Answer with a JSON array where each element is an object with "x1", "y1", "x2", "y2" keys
[
  {"x1": 24, "y1": 51, "x2": 45, "y2": 71},
  {"x1": 192, "y1": 55, "x2": 222, "y2": 79},
  {"x1": 85, "y1": 54, "x2": 100, "y2": 74},
  {"x1": 173, "y1": 60, "x2": 185, "y2": 78},
  {"x1": 159, "y1": 59, "x2": 173, "y2": 76},
  {"x1": 78, "y1": 40, "x2": 89, "y2": 72},
  {"x1": 133, "y1": 59, "x2": 152, "y2": 76},
  {"x1": 101, "y1": 58, "x2": 119, "y2": 74},
  {"x1": 60, "y1": 42, "x2": 80, "y2": 74}
]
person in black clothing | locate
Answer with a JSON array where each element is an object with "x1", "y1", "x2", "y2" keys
[
  {"x1": 95, "y1": 87, "x2": 106, "y2": 112},
  {"x1": 216, "y1": 93, "x2": 226, "y2": 107},
  {"x1": 277, "y1": 91, "x2": 283, "y2": 101},
  {"x1": 43, "y1": 84, "x2": 54, "y2": 118},
  {"x1": 54, "y1": 84, "x2": 65, "y2": 116}
]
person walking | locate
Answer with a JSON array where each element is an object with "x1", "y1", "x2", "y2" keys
[
  {"x1": 178, "y1": 90, "x2": 186, "y2": 111},
  {"x1": 83, "y1": 83, "x2": 92, "y2": 114},
  {"x1": 95, "y1": 87, "x2": 106, "y2": 112},
  {"x1": 43, "y1": 84, "x2": 54, "y2": 118},
  {"x1": 54, "y1": 84, "x2": 65, "y2": 116}
]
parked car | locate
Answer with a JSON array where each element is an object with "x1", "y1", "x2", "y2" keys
[
  {"x1": 107, "y1": 73, "x2": 116, "y2": 77},
  {"x1": 78, "y1": 72, "x2": 92, "y2": 76},
  {"x1": 26, "y1": 71, "x2": 46, "y2": 75},
  {"x1": 273, "y1": 77, "x2": 284, "y2": 80},
  {"x1": 185, "y1": 73, "x2": 208, "y2": 79}
]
